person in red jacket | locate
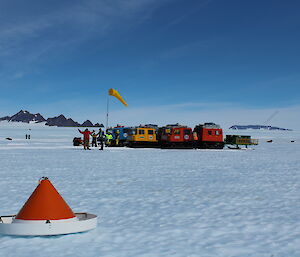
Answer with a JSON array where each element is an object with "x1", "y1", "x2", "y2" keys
[{"x1": 78, "y1": 128, "x2": 92, "y2": 150}]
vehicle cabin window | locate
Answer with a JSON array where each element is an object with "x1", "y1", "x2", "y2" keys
[
  {"x1": 208, "y1": 130, "x2": 212, "y2": 135},
  {"x1": 148, "y1": 130, "x2": 154, "y2": 135},
  {"x1": 184, "y1": 129, "x2": 191, "y2": 135},
  {"x1": 165, "y1": 128, "x2": 171, "y2": 134},
  {"x1": 215, "y1": 130, "x2": 219, "y2": 135},
  {"x1": 129, "y1": 129, "x2": 136, "y2": 135},
  {"x1": 123, "y1": 129, "x2": 129, "y2": 133},
  {"x1": 174, "y1": 129, "x2": 180, "y2": 135},
  {"x1": 139, "y1": 129, "x2": 145, "y2": 135}
]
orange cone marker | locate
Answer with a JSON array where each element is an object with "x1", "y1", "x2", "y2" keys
[{"x1": 0, "y1": 177, "x2": 97, "y2": 236}]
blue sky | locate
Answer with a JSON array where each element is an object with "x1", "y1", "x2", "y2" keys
[{"x1": 0, "y1": 0, "x2": 299, "y2": 128}]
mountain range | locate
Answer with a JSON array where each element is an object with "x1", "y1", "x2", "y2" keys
[
  {"x1": 229, "y1": 125, "x2": 292, "y2": 131},
  {"x1": 0, "y1": 110, "x2": 103, "y2": 127}
]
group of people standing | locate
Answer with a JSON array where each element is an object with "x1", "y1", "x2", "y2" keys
[{"x1": 78, "y1": 128, "x2": 109, "y2": 150}]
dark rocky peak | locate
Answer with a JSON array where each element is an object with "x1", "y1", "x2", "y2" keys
[
  {"x1": 81, "y1": 120, "x2": 94, "y2": 127},
  {"x1": 94, "y1": 123, "x2": 104, "y2": 127},
  {"x1": 14, "y1": 110, "x2": 29, "y2": 114},
  {"x1": 0, "y1": 116, "x2": 11, "y2": 121},
  {"x1": 33, "y1": 113, "x2": 46, "y2": 122},
  {"x1": 46, "y1": 115, "x2": 80, "y2": 127},
  {"x1": 9, "y1": 110, "x2": 46, "y2": 123},
  {"x1": 66, "y1": 118, "x2": 80, "y2": 127},
  {"x1": 57, "y1": 114, "x2": 66, "y2": 119}
]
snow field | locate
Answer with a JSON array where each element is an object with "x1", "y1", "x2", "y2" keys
[{"x1": 0, "y1": 125, "x2": 300, "y2": 256}]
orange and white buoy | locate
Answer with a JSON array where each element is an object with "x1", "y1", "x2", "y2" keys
[{"x1": 0, "y1": 177, "x2": 97, "y2": 236}]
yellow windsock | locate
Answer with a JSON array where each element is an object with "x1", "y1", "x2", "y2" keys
[{"x1": 108, "y1": 88, "x2": 128, "y2": 107}]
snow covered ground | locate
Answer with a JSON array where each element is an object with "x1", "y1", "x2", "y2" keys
[{"x1": 0, "y1": 122, "x2": 300, "y2": 257}]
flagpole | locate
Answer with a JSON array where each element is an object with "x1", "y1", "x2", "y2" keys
[{"x1": 106, "y1": 95, "x2": 109, "y2": 129}]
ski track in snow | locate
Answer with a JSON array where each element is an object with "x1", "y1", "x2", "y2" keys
[{"x1": 0, "y1": 124, "x2": 300, "y2": 257}]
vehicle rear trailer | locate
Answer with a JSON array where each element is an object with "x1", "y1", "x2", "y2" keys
[{"x1": 225, "y1": 135, "x2": 259, "y2": 149}]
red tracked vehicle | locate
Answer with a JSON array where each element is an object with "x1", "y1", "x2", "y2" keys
[
  {"x1": 193, "y1": 122, "x2": 224, "y2": 149},
  {"x1": 157, "y1": 124, "x2": 194, "y2": 149}
]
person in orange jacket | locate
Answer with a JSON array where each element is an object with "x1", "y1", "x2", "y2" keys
[{"x1": 78, "y1": 128, "x2": 92, "y2": 150}]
